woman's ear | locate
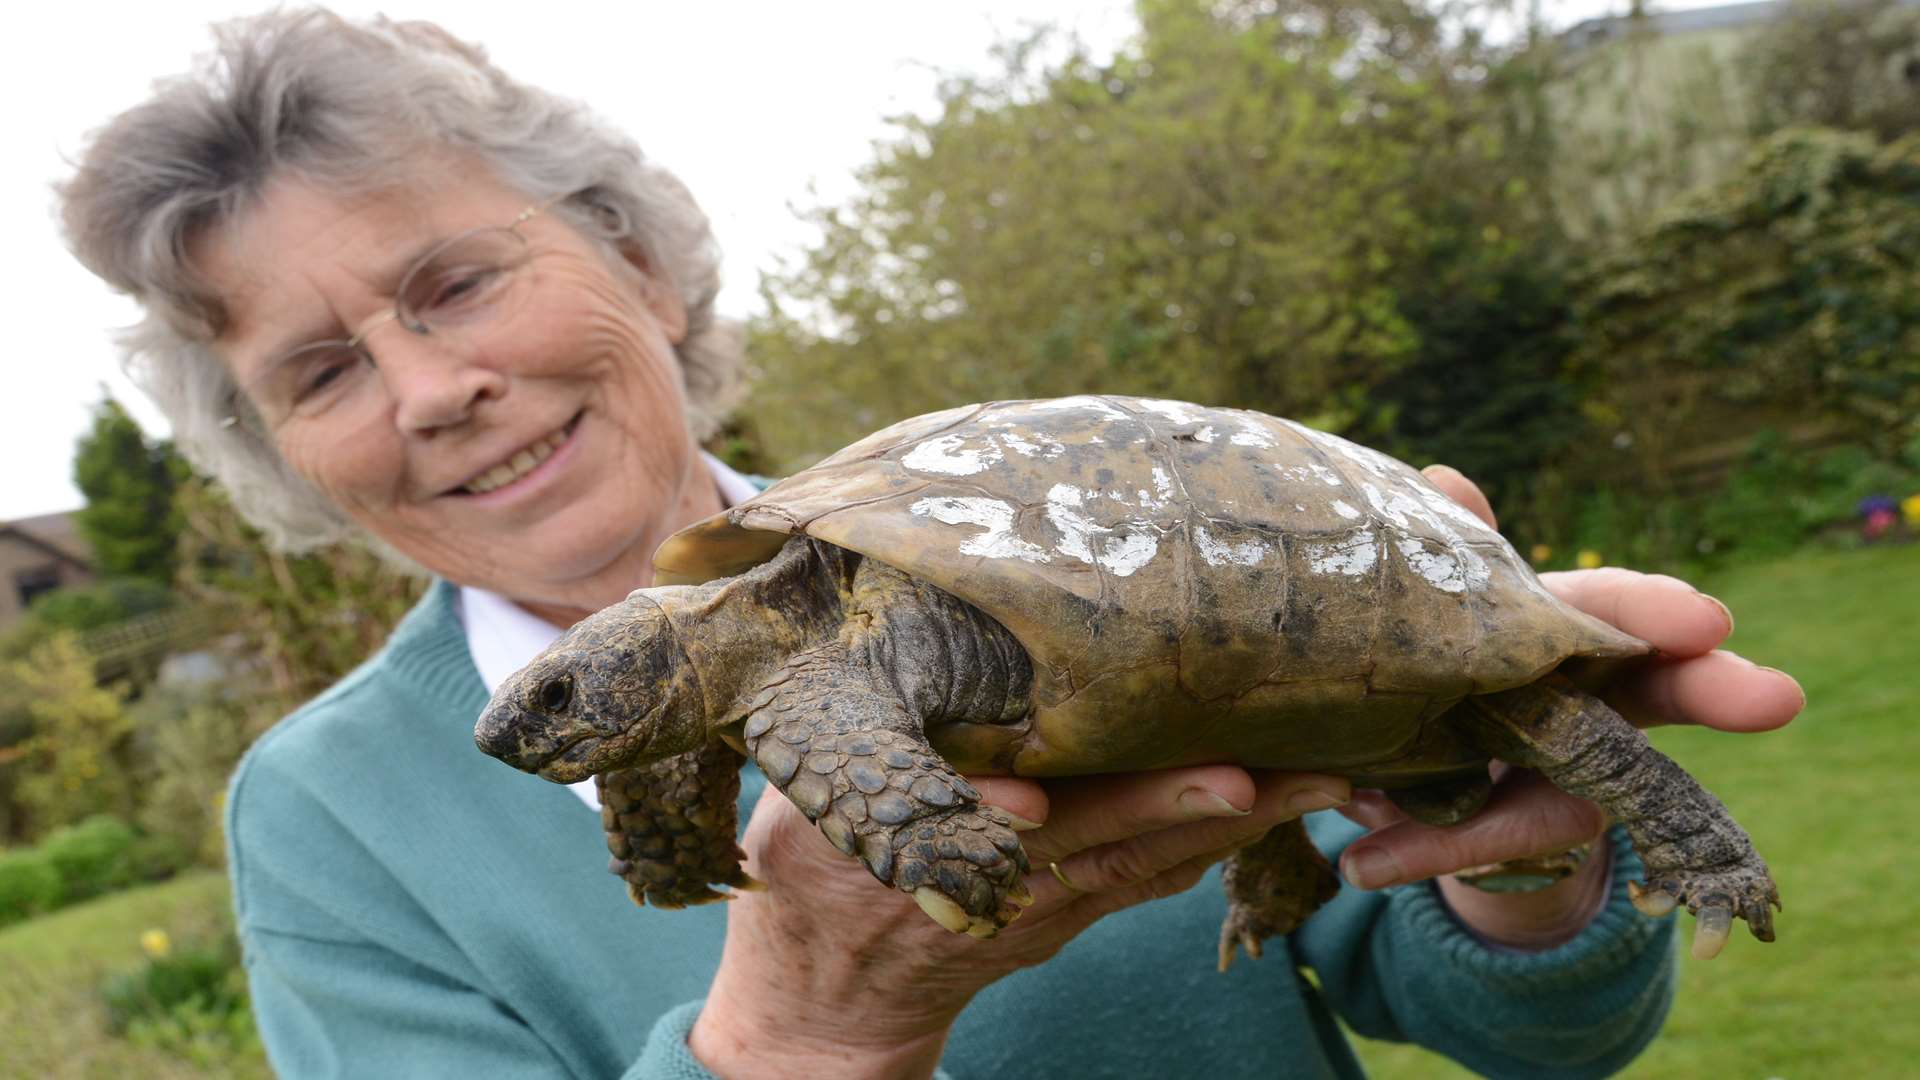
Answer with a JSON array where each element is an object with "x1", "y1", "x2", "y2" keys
[{"x1": 619, "y1": 241, "x2": 688, "y2": 345}]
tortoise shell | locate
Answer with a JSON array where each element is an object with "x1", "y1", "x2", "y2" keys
[{"x1": 654, "y1": 396, "x2": 1648, "y2": 783}]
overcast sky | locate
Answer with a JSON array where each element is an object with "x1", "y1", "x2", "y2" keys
[{"x1": 9, "y1": 1, "x2": 1715, "y2": 521}]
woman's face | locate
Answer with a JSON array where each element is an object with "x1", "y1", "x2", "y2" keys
[{"x1": 199, "y1": 169, "x2": 716, "y2": 617}]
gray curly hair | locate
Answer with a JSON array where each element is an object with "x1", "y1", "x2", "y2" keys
[{"x1": 59, "y1": 8, "x2": 745, "y2": 553}]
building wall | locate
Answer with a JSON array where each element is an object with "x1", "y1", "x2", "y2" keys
[{"x1": 0, "y1": 525, "x2": 95, "y2": 630}]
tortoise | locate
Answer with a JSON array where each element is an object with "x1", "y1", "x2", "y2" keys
[{"x1": 474, "y1": 395, "x2": 1779, "y2": 966}]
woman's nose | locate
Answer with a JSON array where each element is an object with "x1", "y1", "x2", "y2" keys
[{"x1": 375, "y1": 330, "x2": 508, "y2": 434}]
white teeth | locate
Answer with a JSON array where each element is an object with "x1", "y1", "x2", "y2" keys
[{"x1": 462, "y1": 422, "x2": 572, "y2": 494}]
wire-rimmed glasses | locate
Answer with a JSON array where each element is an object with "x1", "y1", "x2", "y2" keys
[{"x1": 222, "y1": 196, "x2": 565, "y2": 439}]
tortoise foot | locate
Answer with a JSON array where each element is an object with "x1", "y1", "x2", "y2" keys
[
  {"x1": 889, "y1": 804, "x2": 1032, "y2": 937},
  {"x1": 1630, "y1": 864, "x2": 1780, "y2": 960},
  {"x1": 1217, "y1": 819, "x2": 1340, "y2": 972}
]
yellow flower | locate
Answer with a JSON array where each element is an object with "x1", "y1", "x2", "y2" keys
[
  {"x1": 1529, "y1": 544, "x2": 1552, "y2": 564},
  {"x1": 140, "y1": 929, "x2": 172, "y2": 960},
  {"x1": 1903, "y1": 493, "x2": 1920, "y2": 528},
  {"x1": 1576, "y1": 550, "x2": 1604, "y2": 570}
]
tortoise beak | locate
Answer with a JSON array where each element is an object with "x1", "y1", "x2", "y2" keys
[{"x1": 475, "y1": 703, "x2": 589, "y2": 774}]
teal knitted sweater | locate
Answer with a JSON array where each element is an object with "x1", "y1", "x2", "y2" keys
[{"x1": 226, "y1": 581, "x2": 1676, "y2": 1078}]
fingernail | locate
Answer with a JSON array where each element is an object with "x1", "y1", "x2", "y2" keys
[
  {"x1": 1179, "y1": 789, "x2": 1251, "y2": 819},
  {"x1": 1695, "y1": 590, "x2": 1735, "y2": 634},
  {"x1": 1756, "y1": 665, "x2": 1808, "y2": 709},
  {"x1": 1343, "y1": 847, "x2": 1403, "y2": 890},
  {"x1": 1004, "y1": 812, "x2": 1044, "y2": 831},
  {"x1": 1288, "y1": 787, "x2": 1347, "y2": 815}
]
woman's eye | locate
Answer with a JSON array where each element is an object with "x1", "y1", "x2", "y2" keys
[
  {"x1": 291, "y1": 351, "x2": 363, "y2": 403},
  {"x1": 419, "y1": 266, "x2": 501, "y2": 313}
]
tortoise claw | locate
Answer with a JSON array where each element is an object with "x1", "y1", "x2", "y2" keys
[{"x1": 1691, "y1": 905, "x2": 1733, "y2": 960}]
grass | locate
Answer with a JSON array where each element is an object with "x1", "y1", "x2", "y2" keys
[
  {"x1": 0, "y1": 870, "x2": 268, "y2": 1079},
  {"x1": 1353, "y1": 543, "x2": 1920, "y2": 1078},
  {"x1": 3, "y1": 546, "x2": 1912, "y2": 1078}
]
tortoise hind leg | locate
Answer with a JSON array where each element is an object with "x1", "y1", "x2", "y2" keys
[
  {"x1": 1458, "y1": 675, "x2": 1780, "y2": 959},
  {"x1": 599, "y1": 738, "x2": 759, "y2": 908},
  {"x1": 1218, "y1": 817, "x2": 1341, "y2": 971},
  {"x1": 1384, "y1": 772, "x2": 1492, "y2": 826},
  {"x1": 743, "y1": 642, "x2": 1032, "y2": 936}
]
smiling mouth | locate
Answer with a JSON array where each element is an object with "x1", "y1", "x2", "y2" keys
[{"x1": 457, "y1": 412, "x2": 582, "y2": 495}]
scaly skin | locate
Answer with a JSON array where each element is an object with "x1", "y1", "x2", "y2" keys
[
  {"x1": 743, "y1": 642, "x2": 1032, "y2": 935},
  {"x1": 599, "y1": 740, "x2": 759, "y2": 908},
  {"x1": 1459, "y1": 676, "x2": 1780, "y2": 959},
  {"x1": 1217, "y1": 817, "x2": 1341, "y2": 971}
]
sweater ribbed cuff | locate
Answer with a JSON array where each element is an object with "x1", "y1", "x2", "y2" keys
[{"x1": 1389, "y1": 825, "x2": 1671, "y2": 992}]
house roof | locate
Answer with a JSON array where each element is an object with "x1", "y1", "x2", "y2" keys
[
  {"x1": 0, "y1": 511, "x2": 93, "y2": 570},
  {"x1": 1562, "y1": 1, "x2": 1784, "y2": 51}
]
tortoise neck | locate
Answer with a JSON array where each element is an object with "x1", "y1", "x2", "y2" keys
[{"x1": 663, "y1": 537, "x2": 848, "y2": 731}]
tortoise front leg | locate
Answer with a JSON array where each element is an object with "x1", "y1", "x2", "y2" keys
[
  {"x1": 598, "y1": 738, "x2": 759, "y2": 908},
  {"x1": 1458, "y1": 675, "x2": 1780, "y2": 958},
  {"x1": 743, "y1": 643, "x2": 1033, "y2": 936}
]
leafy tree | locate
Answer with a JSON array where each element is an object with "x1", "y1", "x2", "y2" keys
[
  {"x1": 746, "y1": 0, "x2": 1562, "y2": 475},
  {"x1": 72, "y1": 396, "x2": 185, "y2": 585},
  {"x1": 1746, "y1": 0, "x2": 1920, "y2": 143},
  {"x1": 173, "y1": 474, "x2": 424, "y2": 708},
  {"x1": 1541, "y1": 127, "x2": 1920, "y2": 563},
  {"x1": 7, "y1": 632, "x2": 135, "y2": 835}
]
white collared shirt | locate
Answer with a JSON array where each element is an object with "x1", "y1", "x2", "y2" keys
[{"x1": 458, "y1": 451, "x2": 762, "y2": 810}]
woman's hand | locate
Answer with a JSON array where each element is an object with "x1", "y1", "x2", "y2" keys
[
  {"x1": 689, "y1": 766, "x2": 1350, "y2": 1079},
  {"x1": 1328, "y1": 465, "x2": 1806, "y2": 948}
]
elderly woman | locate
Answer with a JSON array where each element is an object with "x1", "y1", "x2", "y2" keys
[{"x1": 61, "y1": 10, "x2": 1802, "y2": 1080}]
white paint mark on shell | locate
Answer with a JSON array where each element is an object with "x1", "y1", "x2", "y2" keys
[
  {"x1": 1229, "y1": 419, "x2": 1276, "y2": 448},
  {"x1": 1194, "y1": 525, "x2": 1270, "y2": 566},
  {"x1": 1396, "y1": 538, "x2": 1465, "y2": 593},
  {"x1": 1152, "y1": 466, "x2": 1175, "y2": 501},
  {"x1": 1138, "y1": 398, "x2": 1206, "y2": 425},
  {"x1": 1287, "y1": 422, "x2": 1400, "y2": 481},
  {"x1": 1307, "y1": 529, "x2": 1378, "y2": 576},
  {"x1": 1331, "y1": 499, "x2": 1363, "y2": 520},
  {"x1": 1274, "y1": 463, "x2": 1344, "y2": 488},
  {"x1": 1416, "y1": 483, "x2": 1494, "y2": 533},
  {"x1": 1045, "y1": 483, "x2": 1161, "y2": 577},
  {"x1": 1029, "y1": 396, "x2": 1130, "y2": 419},
  {"x1": 995, "y1": 430, "x2": 1065, "y2": 459},
  {"x1": 1195, "y1": 425, "x2": 1218, "y2": 443},
  {"x1": 903, "y1": 434, "x2": 1002, "y2": 476},
  {"x1": 910, "y1": 497, "x2": 1052, "y2": 564}
]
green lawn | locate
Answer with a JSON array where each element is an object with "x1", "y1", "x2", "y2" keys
[
  {"x1": 0, "y1": 870, "x2": 268, "y2": 1079},
  {"x1": 4, "y1": 546, "x2": 1913, "y2": 1078},
  {"x1": 1354, "y1": 543, "x2": 1920, "y2": 1078}
]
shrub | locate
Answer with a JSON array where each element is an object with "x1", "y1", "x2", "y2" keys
[
  {"x1": 124, "y1": 831, "x2": 195, "y2": 884},
  {"x1": 129, "y1": 683, "x2": 275, "y2": 868},
  {"x1": 40, "y1": 815, "x2": 138, "y2": 904},
  {"x1": 6, "y1": 632, "x2": 135, "y2": 835},
  {"x1": 101, "y1": 933, "x2": 258, "y2": 1065},
  {"x1": 0, "y1": 847, "x2": 63, "y2": 927}
]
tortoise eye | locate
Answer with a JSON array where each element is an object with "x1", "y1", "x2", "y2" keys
[{"x1": 538, "y1": 675, "x2": 573, "y2": 713}]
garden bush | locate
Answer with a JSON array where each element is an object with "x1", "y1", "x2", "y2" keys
[
  {"x1": 0, "y1": 847, "x2": 63, "y2": 927},
  {"x1": 40, "y1": 815, "x2": 138, "y2": 905}
]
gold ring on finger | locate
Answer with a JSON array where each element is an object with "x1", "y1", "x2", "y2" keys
[{"x1": 1049, "y1": 861, "x2": 1089, "y2": 894}]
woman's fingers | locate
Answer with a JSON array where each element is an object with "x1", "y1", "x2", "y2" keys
[
  {"x1": 1602, "y1": 648, "x2": 1806, "y2": 731},
  {"x1": 966, "y1": 776, "x2": 1051, "y2": 831},
  {"x1": 1539, "y1": 568, "x2": 1804, "y2": 731},
  {"x1": 1337, "y1": 770, "x2": 1606, "y2": 889},
  {"x1": 1033, "y1": 770, "x2": 1346, "y2": 901},
  {"x1": 1540, "y1": 567, "x2": 1734, "y2": 658},
  {"x1": 1018, "y1": 766, "x2": 1252, "y2": 863}
]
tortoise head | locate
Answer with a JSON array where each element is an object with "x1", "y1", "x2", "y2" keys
[{"x1": 474, "y1": 588, "x2": 709, "y2": 783}]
